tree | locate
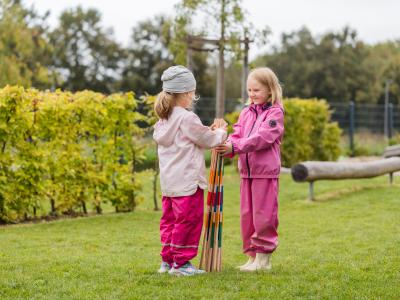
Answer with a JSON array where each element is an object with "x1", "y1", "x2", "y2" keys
[
  {"x1": 118, "y1": 15, "x2": 173, "y2": 96},
  {"x1": 50, "y1": 6, "x2": 123, "y2": 93},
  {"x1": 0, "y1": 0, "x2": 53, "y2": 89},
  {"x1": 367, "y1": 41, "x2": 400, "y2": 104},
  {"x1": 260, "y1": 27, "x2": 317, "y2": 99},
  {"x1": 255, "y1": 26, "x2": 378, "y2": 103},
  {"x1": 170, "y1": 0, "x2": 248, "y2": 116},
  {"x1": 312, "y1": 27, "x2": 375, "y2": 103}
]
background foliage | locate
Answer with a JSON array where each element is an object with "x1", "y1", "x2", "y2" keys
[
  {"x1": 0, "y1": 1, "x2": 399, "y2": 104},
  {"x1": 0, "y1": 86, "x2": 147, "y2": 223}
]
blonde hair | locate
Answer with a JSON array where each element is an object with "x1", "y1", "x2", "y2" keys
[
  {"x1": 247, "y1": 67, "x2": 282, "y2": 105},
  {"x1": 154, "y1": 91, "x2": 187, "y2": 120}
]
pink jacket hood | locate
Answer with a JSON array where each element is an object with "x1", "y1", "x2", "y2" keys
[{"x1": 153, "y1": 108, "x2": 186, "y2": 147}]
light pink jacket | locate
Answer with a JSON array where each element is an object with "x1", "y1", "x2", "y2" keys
[
  {"x1": 228, "y1": 102, "x2": 284, "y2": 178},
  {"x1": 153, "y1": 106, "x2": 227, "y2": 197}
]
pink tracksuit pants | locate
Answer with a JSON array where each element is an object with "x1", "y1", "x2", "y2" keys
[
  {"x1": 160, "y1": 187, "x2": 204, "y2": 268},
  {"x1": 240, "y1": 178, "x2": 279, "y2": 256}
]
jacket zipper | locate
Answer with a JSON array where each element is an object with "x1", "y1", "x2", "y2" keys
[{"x1": 246, "y1": 109, "x2": 258, "y2": 177}]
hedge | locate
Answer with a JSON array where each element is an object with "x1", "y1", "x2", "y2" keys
[{"x1": 0, "y1": 86, "x2": 148, "y2": 223}]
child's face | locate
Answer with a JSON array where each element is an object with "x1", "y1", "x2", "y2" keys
[
  {"x1": 177, "y1": 90, "x2": 195, "y2": 108},
  {"x1": 247, "y1": 77, "x2": 270, "y2": 104}
]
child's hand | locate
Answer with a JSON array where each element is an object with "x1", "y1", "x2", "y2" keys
[
  {"x1": 214, "y1": 141, "x2": 232, "y2": 155},
  {"x1": 212, "y1": 118, "x2": 228, "y2": 130}
]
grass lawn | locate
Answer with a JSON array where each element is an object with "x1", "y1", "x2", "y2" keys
[{"x1": 1, "y1": 165, "x2": 399, "y2": 299}]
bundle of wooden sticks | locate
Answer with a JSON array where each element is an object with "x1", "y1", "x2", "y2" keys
[{"x1": 199, "y1": 150, "x2": 224, "y2": 272}]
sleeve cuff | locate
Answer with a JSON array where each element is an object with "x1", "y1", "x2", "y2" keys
[{"x1": 225, "y1": 141, "x2": 235, "y2": 158}]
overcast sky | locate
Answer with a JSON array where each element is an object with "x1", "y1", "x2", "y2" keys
[{"x1": 26, "y1": 0, "x2": 400, "y2": 57}]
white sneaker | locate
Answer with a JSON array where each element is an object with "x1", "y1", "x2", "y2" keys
[
  {"x1": 236, "y1": 256, "x2": 255, "y2": 271},
  {"x1": 241, "y1": 253, "x2": 271, "y2": 272},
  {"x1": 157, "y1": 261, "x2": 171, "y2": 274},
  {"x1": 168, "y1": 262, "x2": 206, "y2": 276}
]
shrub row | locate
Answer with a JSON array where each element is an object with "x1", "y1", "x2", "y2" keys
[{"x1": 0, "y1": 86, "x2": 148, "y2": 223}]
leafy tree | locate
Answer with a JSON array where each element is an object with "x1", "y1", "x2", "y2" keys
[
  {"x1": 170, "y1": 0, "x2": 252, "y2": 116},
  {"x1": 117, "y1": 14, "x2": 214, "y2": 98},
  {"x1": 312, "y1": 27, "x2": 375, "y2": 103},
  {"x1": 367, "y1": 41, "x2": 400, "y2": 104},
  {"x1": 254, "y1": 26, "x2": 378, "y2": 103},
  {"x1": 118, "y1": 15, "x2": 173, "y2": 96},
  {"x1": 50, "y1": 6, "x2": 123, "y2": 93},
  {"x1": 170, "y1": 0, "x2": 247, "y2": 62},
  {"x1": 0, "y1": 0, "x2": 53, "y2": 89}
]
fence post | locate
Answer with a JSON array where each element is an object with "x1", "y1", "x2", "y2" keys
[
  {"x1": 349, "y1": 101, "x2": 355, "y2": 157},
  {"x1": 388, "y1": 103, "x2": 394, "y2": 139},
  {"x1": 384, "y1": 79, "x2": 393, "y2": 140}
]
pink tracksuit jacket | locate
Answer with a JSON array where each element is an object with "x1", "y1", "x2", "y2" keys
[
  {"x1": 228, "y1": 101, "x2": 284, "y2": 255},
  {"x1": 229, "y1": 102, "x2": 284, "y2": 178},
  {"x1": 153, "y1": 106, "x2": 227, "y2": 267}
]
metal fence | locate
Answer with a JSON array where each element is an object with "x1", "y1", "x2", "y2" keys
[{"x1": 330, "y1": 102, "x2": 400, "y2": 136}]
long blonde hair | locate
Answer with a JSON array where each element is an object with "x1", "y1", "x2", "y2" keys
[
  {"x1": 247, "y1": 67, "x2": 282, "y2": 105},
  {"x1": 154, "y1": 91, "x2": 187, "y2": 120}
]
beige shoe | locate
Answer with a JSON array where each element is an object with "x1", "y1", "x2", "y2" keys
[
  {"x1": 236, "y1": 256, "x2": 255, "y2": 270},
  {"x1": 241, "y1": 253, "x2": 271, "y2": 272}
]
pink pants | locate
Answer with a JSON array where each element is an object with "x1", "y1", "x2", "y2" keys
[
  {"x1": 240, "y1": 178, "x2": 279, "y2": 256},
  {"x1": 160, "y1": 187, "x2": 204, "y2": 268}
]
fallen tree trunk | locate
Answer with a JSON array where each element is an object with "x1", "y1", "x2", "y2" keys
[
  {"x1": 383, "y1": 144, "x2": 400, "y2": 158},
  {"x1": 291, "y1": 157, "x2": 400, "y2": 182}
]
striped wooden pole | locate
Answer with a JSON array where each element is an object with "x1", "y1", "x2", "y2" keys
[{"x1": 199, "y1": 149, "x2": 224, "y2": 272}]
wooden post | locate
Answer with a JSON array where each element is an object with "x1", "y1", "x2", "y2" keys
[
  {"x1": 186, "y1": 45, "x2": 193, "y2": 71},
  {"x1": 184, "y1": 23, "x2": 253, "y2": 118},
  {"x1": 215, "y1": 0, "x2": 226, "y2": 118},
  {"x1": 241, "y1": 35, "x2": 249, "y2": 103}
]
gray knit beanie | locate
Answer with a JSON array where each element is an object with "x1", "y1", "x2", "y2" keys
[{"x1": 161, "y1": 65, "x2": 196, "y2": 93}]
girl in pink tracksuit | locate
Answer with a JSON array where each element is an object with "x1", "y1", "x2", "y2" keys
[
  {"x1": 216, "y1": 67, "x2": 284, "y2": 271},
  {"x1": 153, "y1": 65, "x2": 227, "y2": 276}
]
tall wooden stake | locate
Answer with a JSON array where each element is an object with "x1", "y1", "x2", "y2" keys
[
  {"x1": 216, "y1": 0, "x2": 226, "y2": 118},
  {"x1": 241, "y1": 34, "x2": 249, "y2": 103}
]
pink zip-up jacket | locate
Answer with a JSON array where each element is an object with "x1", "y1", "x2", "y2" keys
[
  {"x1": 228, "y1": 102, "x2": 284, "y2": 178},
  {"x1": 153, "y1": 106, "x2": 227, "y2": 197}
]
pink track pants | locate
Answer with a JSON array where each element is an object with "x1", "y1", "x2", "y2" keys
[
  {"x1": 160, "y1": 187, "x2": 204, "y2": 268},
  {"x1": 240, "y1": 178, "x2": 279, "y2": 256}
]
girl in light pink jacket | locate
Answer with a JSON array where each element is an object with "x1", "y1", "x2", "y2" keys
[
  {"x1": 216, "y1": 67, "x2": 284, "y2": 272},
  {"x1": 153, "y1": 65, "x2": 227, "y2": 276}
]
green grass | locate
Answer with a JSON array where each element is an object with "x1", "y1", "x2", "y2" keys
[{"x1": 1, "y1": 166, "x2": 399, "y2": 299}]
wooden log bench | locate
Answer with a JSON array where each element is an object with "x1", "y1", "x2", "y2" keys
[
  {"x1": 383, "y1": 144, "x2": 400, "y2": 158},
  {"x1": 291, "y1": 144, "x2": 400, "y2": 200}
]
